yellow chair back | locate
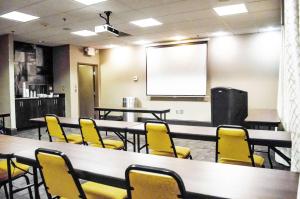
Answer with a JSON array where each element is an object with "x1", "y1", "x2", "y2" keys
[
  {"x1": 216, "y1": 125, "x2": 254, "y2": 165},
  {"x1": 145, "y1": 121, "x2": 175, "y2": 154},
  {"x1": 79, "y1": 118, "x2": 104, "y2": 147},
  {"x1": 45, "y1": 115, "x2": 65, "y2": 139},
  {"x1": 126, "y1": 165, "x2": 186, "y2": 199},
  {"x1": 35, "y1": 148, "x2": 85, "y2": 198}
]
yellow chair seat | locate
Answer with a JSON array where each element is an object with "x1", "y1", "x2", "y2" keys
[
  {"x1": 219, "y1": 154, "x2": 265, "y2": 167},
  {"x1": 82, "y1": 181, "x2": 127, "y2": 199},
  {"x1": 151, "y1": 146, "x2": 191, "y2": 159},
  {"x1": 0, "y1": 160, "x2": 30, "y2": 180},
  {"x1": 91, "y1": 139, "x2": 124, "y2": 150},
  {"x1": 54, "y1": 134, "x2": 83, "y2": 144}
]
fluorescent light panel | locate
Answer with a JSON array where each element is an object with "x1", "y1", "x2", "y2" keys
[
  {"x1": 134, "y1": 40, "x2": 151, "y2": 45},
  {"x1": 73, "y1": 0, "x2": 107, "y2": 5},
  {"x1": 212, "y1": 31, "x2": 231, "y2": 37},
  {"x1": 0, "y1": 11, "x2": 39, "y2": 22},
  {"x1": 104, "y1": 44, "x2": 119, "y2": 49},
  {"x1": 213, "y1": 4, "x2": 248, "y2": 16},
  {"x1": 171, "y1": 35, "x2": 186, "y2": 41},
  {"x1": 130, "y1": 18, "x2": 162, "y2": 27},
  {"x1": 71, "y1": 30, "x2": 97, "y2": 37}
]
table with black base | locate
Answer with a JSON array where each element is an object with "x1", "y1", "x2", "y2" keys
[
  {"x1": 245, "y1": 109, "x2": 283, "y2": 168},
  {"x1": 0, "y1": 135, "x2": 297, "y2": 199},
  {"x1": 245, "y1": 109, "x2": 281, "y2": 130},
  {"x1": 30, "y1": 117, "x2": 140, "y2": 151},
  {"x1": 0, "y1": 113, "x2": 10, "y2": 134},
  {"x1": 94, "y1": 107, "x2": 170, "y2": 120},
  {"x1": 128, "y1": 124, "x2": 292, "y2": 166}
]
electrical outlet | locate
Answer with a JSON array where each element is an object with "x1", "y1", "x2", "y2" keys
[{"x1": 176, "y1": 110, "x2": 184, "y2": 114}]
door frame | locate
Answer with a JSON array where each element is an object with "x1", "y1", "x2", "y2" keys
[{"x1": 77, "y1": 62, "x2": 99, "y2": 117}]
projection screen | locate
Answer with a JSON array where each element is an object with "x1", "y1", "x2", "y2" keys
[{"x1": 146, "y1": 42, "x2": 207, "y2": 96}]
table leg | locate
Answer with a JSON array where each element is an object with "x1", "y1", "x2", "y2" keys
[
  {"x1": 98, "y1": 110, "x2": 101, "y2": 120},
  {"x1": 38, "y1": 125, "x2": 41, "y2": 140},
  {"x1": 267, "y1": 147, "x2": 273, "y2": 169},
  {"x1": 124, "y1": 132, "x2": 127, "y2": 151},
  {"x1": 2, "y1": 116, "x2": 6, "y2": 134},
  {"x1": 137, "y1": 134, "x2": 140, "y2": 153},
  {"x1": 33, "y1": 167, "x2": 40, "y2": 199},
  {"x1": 133, "y1": 134, "x2": 136, "y2": 152}
]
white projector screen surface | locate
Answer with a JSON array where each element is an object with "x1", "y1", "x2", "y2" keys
[{"x1": 146, "y1": 43, "x2": 207, "y2": 96}]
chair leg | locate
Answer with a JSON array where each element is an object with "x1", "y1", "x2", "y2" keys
[
  {"x1": 23, "y1": 175, "x2": 33, "y2": 199},
  {"x1": 3, "y1": 184, "x2": 9, "y2": 199}
]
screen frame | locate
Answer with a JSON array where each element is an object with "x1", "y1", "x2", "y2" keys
[{"x1": 146, "y1": 41, "x2": 208, "y2": 97}]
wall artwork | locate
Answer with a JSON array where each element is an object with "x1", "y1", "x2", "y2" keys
[{"x1": 14, "y1": 41, "x2": 53, "y2": 97}]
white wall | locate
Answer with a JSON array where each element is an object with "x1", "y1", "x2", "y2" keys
[{"x1": 99, "y1": 31, "x2": 281, "y2": 122}]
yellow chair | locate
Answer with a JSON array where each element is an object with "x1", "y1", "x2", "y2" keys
[
  {"x1": 79, "y1": 118, "x2": 124, "y2": 150},
  {"x1": 216, "y1": 125, "x2": 265, "y2": 167},
  {"x1": 125, "y1": 164, "x2": 186, "y2": 199},
  {"x1": 145, "y1": 121, "x2": 192, "y2": 159},
  {"x1": 35, "y1": 148, "x2": 127, "y2": 199},
  {"x1": 0, "y1": 154, "x2": 33, "y2": 199},
  {"x1": 45, "y1": 114, "x2": 82, "y2": 144}
]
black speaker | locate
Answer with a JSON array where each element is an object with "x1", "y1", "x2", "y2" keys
[{"x1": 211, "y1": 87, "x2": 248, "y2": 127}]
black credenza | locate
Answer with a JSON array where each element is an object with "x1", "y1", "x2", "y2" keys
[{"x1": 15, "y1": 96, "x2": 65, "y2": 129}]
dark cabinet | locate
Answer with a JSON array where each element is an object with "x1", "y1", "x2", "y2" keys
[{"x1": 15, "y1": 97, "x2": 65, "y2": 129}]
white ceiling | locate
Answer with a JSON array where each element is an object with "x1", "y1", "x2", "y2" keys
[{"x1": 0, "y1": 0, "x2": 281, "y2": 48}]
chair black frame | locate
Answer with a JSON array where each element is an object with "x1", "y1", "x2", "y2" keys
[
  {"x1": 125, "y1": 164, "x2": 187, "y2": 199},
  {"x1": 78, "y1": 118, "x2": 106, "y2": 148},
  {"x1": 144, "y1": 120, "x2": 179, "y2": 158},
  {"x1": 44, "y1": 114, "x2": 69, "y2": 143},
  {"x1": 0, "y1": 153, "x2": 33, "y2": 199},
  {"x1": 144, "y1": 120, "x2": 192, "y2": 159},
  {"x1": 35, "y1": 148, "x2": 87, "y2": 199},
  {"x1": 216, "y1": 125, "x2": 256, "y2": 167}
]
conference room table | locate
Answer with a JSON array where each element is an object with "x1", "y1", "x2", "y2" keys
[
  {"x1": 94, "y1": 106, "x2": 170, "y2": 120},
  {"x1": 30, "y1": 117, "x2": 291, "y2": 158},
  {"x1": 0, "y1": 135, "x2": 298, "y2": 199},
  {"x1": 245, "y1": 109, "x2": 280, "y2": 130},
  {"x1": 30, "y1": 117, "x2": 140, "y2": 151},
  {"x1": 0, "y1": 113, "x2": 10, "y2": 134}
]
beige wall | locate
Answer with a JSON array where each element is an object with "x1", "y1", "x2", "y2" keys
[
  {"x1": 99, "y1": 31, "x2": 281, "y2": 121},
  {"x1": 0, "y1": 34, "x2": 15, "y2": 128},
  {"x1": 53, "y1": 45, "x2": 100, "y2": 118},
  {"x1": 69, "y1": 45, "x2": 100, "y2": 118}
]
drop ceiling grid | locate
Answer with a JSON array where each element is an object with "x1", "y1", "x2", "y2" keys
[{"x1": 0, "y1": 0, "x2": 281, "y2": 47}]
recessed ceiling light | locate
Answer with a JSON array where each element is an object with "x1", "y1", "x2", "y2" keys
[
  {"x1": 213, "y1": 4, "x2": 248, "y2": 16},
  {"x1": 130, "y1": 18, "x2": 162, "y2": 27},
  {"x1": 71, "y1": 30, "x2": 97, "y2": 37},
  {"x1": 171, "y1": 35, "x2": 186, "y2": 41},
  {"x1": 0, "y1": 11, "x2": 39, "y2": 22},
  {"x1": 211, "y1": 31, "x2": 231, "y2": 37},
  {"x1": 260, "y1": 26, "x2": 281, "y2": 32},
  {"x1": 134, "y1": 40, "x2": 151, "y2": 45},
  {"x1": 73, "y1": 0, "x2": 107, "y2": 5},
  {"x1": 104, "y1": 44, "x2": 119, "y2": 49}
]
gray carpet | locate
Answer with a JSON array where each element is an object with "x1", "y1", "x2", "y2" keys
[{"x1": 0, "y1": 127, "x2": 289, "y2": 198}]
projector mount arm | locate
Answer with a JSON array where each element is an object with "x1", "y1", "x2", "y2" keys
[{"x1": 99, "y1": 11, "x2": 112, "y2": 25}]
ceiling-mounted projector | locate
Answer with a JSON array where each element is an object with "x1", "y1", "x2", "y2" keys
[
  {"x1": 95, "y1": 11, "x2": 131, "y2": 37},
  {"x1": 95, "y1": 24, "x2": 119, "y2": 36}
]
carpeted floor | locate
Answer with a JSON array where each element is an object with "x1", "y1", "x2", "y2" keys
[{"x1": 0, "y1": 127, "x2": 290, "y2": 198}]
